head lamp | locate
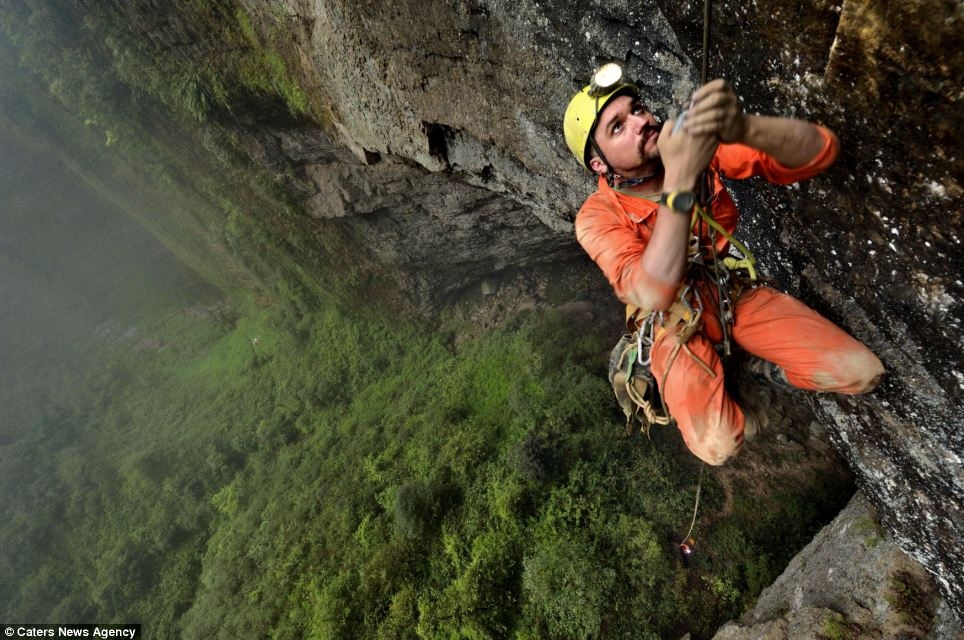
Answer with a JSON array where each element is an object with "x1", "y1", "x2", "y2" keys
[{"x1": 588, "y1": 63, "x2": 624, "y2": 98}]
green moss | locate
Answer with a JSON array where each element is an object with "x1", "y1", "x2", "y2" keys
[
  {"x1": 236, "y1": 5, "x2": 259, "y2": 43},
  {"x1": 853, "y1": 515, "x2": 884, "y2": 548},
  {"x1": 231, "y1": 6, "x2": 309, "y2": 117},
  {"x1": 820, "y1": 611, "x2": 861, "y2": 640},
  {"x1": 886, "y1": 569, "x2": 935, "y2": 630}
]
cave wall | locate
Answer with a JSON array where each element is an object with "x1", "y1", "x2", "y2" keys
[
  {"x1": 714, "y1": 493, "x2": 963, "y2": 639},
  {"x1": 8, "y1": 0, "x2": 961, "y2": 621}
]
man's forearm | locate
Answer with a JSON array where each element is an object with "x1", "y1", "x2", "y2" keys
[
  {"x1": 630, "y1": 126, "x2": 718, "y2": 311},
  {"x1": 631, "y1": 207, "x2": 691, "y2": 311},
  {"x1": 741, "y1": 115, "x2": 826, "y2": 168}
]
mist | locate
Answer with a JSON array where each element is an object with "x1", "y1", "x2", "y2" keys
[{"x1": 0, "y1": 126, "x2": 222, "y2": 443}]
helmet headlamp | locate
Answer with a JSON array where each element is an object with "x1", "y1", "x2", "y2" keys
[{"x1": 588, "y1": 63, "x2": 624, "y2": 98}]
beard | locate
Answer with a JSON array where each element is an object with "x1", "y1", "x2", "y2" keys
[
  {"x1": 641, "y1": 123, "x2": 662, "y2": 160},
  {"x1": 628, "y1": 126, "x2": 663, "y2": 178}
]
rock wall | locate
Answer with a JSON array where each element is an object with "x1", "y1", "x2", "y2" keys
[{"x1": 714, "y1": 493, "x2": 963, "y2": 639}]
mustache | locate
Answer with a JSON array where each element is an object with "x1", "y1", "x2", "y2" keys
[
  {"x1": 640, "y1": 120, "x2": 663, "y2": 139},
  {"x1": 638, "y1": 123, "x2": 661, "y2": 148}
]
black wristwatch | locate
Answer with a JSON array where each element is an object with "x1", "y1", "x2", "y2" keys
[{"x1": 659, "y1": 190, "x2": 696, "y2": 214}]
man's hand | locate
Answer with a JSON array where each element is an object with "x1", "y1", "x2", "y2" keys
[
  {"x1": 686, "y1": 79, "x2": 831, "y2": 168},
  {"x1": 658, "y1": 118, "x2": 719, "y2": 192},
  {"x1": 683, "y1": 79, "x2": 746, "y2": 143}
]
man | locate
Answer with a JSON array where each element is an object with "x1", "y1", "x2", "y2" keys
[{"x1": 563, "y1": 67, "x2": 884, "y2": 465}]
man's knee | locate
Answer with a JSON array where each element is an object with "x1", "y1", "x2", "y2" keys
[
  {"x1": 820, "y1": 348, "x2": 886, "y2": 395},
  {"x1": 850, "y1": 351, "x2": 885, "y2": 394},
  {"x1": 695, "y1": 444, "x2": 739, "y2": 466},
  {"x1": 682, "y1": 416, "x2": 743, "y2": 466},
  {"x1": 787, "y1": 339, "x2": 885, "y2": 395},
  {"x1": 690, "y1": 443, "x2": 742, "y2": 467}
]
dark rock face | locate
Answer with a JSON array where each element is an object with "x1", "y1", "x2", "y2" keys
[
  {"x1": 713, "y1": 493, "x2": 962, "y2": 639},
  {"x1": 15, "y1": 0, "x2": 963, "y2": 623},
  {"x1": 220, "y1": 0, "x2": 703, "y2": 315}
]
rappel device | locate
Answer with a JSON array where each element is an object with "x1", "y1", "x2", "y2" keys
[{"x1": 678, "y1": 537, "x2": 696, "y2": 567}]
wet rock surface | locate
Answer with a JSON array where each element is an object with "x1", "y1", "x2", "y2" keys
[{"x1": 713, "y1": 493, "x2": 963, "y2": 640}]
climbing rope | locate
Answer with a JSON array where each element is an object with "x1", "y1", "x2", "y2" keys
[
  {"x1": 701, "y1": 0, "x2": 711, "y2": 85},
  {"x1": 683, "y1": 463, "x2": 704, "y2": 542},
  {"x1": 677, "y1": 0, "x2": 714, "y2": 563}
]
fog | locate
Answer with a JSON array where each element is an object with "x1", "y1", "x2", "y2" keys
[{"x1": 0, "y1": 126, "x2": 221, "y2": 443}]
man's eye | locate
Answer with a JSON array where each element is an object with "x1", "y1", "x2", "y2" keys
[
  {"x1": 632, "y1": 104, "x2": 644, "y2": 114},
  {"x1": 613, "y1": 121, "x2": 622, "y2": 134}
]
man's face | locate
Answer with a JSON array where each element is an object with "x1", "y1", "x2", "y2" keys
[{"x1": 589, "y1": 94, "x2": 662, "y2": 178}]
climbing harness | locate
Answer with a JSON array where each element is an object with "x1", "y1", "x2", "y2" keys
[
  {"x1": 611, "y1": 196, "x2": 759, "y2": 440},
  {"x1": 687, "y1": 197, "x2": 759, "y2": 358}
]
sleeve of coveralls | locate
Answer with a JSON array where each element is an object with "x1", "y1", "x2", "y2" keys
[
  {"x1": 574, "y1": 199, "x2": 679, "y2": 308},
  {"x1": 714, "y1": 125, "x2": 839, "y2": 184}
]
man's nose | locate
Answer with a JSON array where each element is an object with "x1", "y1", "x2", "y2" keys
[{"x1": 630, "y1": 112, "x2": 651, "y2": 133}]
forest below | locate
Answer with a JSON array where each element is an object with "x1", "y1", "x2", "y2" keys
[
  {"x1": 0, "y1": 2, "x2": 860, "y2": 638},
  {"x1": 0, "y1": 198, "x2": 853, "y2": 638}
]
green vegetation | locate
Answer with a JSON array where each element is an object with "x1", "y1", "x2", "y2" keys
[
  {"x1": 1, "y1": 290, "x2": 852, "y2": 638},
  {"x1": 86, "y1": 1, "x2": 310, "y2": 123},
  {"x1": 853, "y1": 515, "x2": 884, "y2": 549},
  {"x1": 0, "y1": 0, "x2": 357, "y2": 309},
  {"x1": 819, "y1": 611, "x2": 862, "y2": 640},
  {"x1": 0, "y1": 1, "x2": 855, "y2": 638},
  {"x1": 231, "y1": 6, "x2": 310, "y2": 116}
]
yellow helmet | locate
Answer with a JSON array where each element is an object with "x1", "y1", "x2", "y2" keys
[{"x1": 564, "y1": 63, "x2": 640, "y2": 169}]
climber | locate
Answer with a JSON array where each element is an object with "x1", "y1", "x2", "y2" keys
[{"x1": 563, "y1": 65, "x2": 885, "y2": 466}]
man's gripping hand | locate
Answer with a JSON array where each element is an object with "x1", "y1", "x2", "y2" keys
[
  {"x1": 680, "y1": 79, "x2": 746, "y2": 143},
  {"x1": 658, "y1": 116, "x2": 719, "y2": 192}
]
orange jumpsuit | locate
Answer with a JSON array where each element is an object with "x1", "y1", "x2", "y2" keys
[{"x1": 575, "y1": 127, "x2": 884, "y2": 465}]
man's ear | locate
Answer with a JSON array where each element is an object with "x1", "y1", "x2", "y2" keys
[{"x1": 588, "y1": 155, "x2": 607, "y2": 174}]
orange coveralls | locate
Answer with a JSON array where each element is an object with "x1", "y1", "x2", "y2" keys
[{"x1": 575, "y1": 127, "x2": 884, "y2": 465}]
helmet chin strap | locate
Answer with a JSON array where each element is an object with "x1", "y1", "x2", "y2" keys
[{"x1": 590, "y1": 135, "x2": 659, "y2": 189}]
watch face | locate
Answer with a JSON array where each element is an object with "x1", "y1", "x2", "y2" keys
[{"x1": 671, "y1": 191, "x2": 695, "y2": 212}]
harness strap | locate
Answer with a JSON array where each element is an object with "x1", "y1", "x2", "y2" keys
[
  {"x1": 657, "y1": 306, "x2": 717, "y2": 405},
  {"x1": 620, "y1": 184, "x2": 762, "y2": 427},
  {"x1": 690, "y1": 203, "x2": 758, "y2": 281}
]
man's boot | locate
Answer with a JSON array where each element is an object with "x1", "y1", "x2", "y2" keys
[
  {"x1": 742, "y1": 405, "x2": 769, "y2": 442},
  {"x1": 745, "y1": 356, "x2": 796, "y2": 392}
]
